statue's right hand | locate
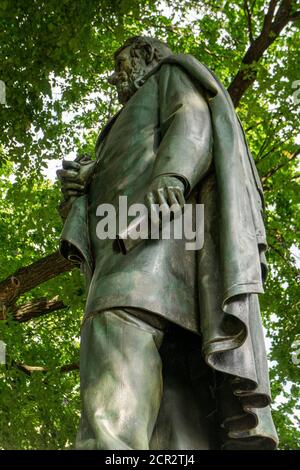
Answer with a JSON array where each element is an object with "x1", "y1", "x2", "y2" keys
[{"x1": 56, "y1": 159, "x2": 86, "y2": 199}]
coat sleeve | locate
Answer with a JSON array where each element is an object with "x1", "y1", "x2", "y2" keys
[{"x1": 151, "y1": 63, "x2": 213, "y2": 195}]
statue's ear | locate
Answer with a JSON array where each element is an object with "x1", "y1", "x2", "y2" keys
[{"x1": 142, "y1": 43, "x2": 155, "y2": 65}]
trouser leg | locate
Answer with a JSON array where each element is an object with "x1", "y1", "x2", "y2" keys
[{"x1": 76, "y1": 309, "x2": 164, "y2": 450}]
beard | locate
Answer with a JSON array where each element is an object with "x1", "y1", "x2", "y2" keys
[
  {"x1": 115, "y1": 59, "x2": 148, "y2": 104},
  {"x1": 116, "y1": 79, "x2": 135, "y2": 104}
]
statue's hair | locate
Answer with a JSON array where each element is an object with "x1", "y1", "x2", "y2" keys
[{"x1": 114, "y1": 36, "x2": 173, "y2": 64}]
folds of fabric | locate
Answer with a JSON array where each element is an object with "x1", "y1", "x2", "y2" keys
[
  {"x1": 76, "y1": 309, "x2": 164, "y2": 450},
  {"x1": 60, "y1": 194, "x2": 93, "y2": 277},
  {"x1": 198, "y1": 173, "x2": 278, "y2": 449}
]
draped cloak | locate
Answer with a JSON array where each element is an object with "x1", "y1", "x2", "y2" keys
[{"x1": 59, "y1": 54, "x2": 278, "y2": 450}]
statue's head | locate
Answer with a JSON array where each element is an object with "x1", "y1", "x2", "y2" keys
[{"x1": 108, "y1": 36, "x2": 172, "y2": 104}]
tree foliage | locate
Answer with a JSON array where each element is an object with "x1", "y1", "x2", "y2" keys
[{"x1": 0, "y1": 0, "x2": 299, "y2": 449}]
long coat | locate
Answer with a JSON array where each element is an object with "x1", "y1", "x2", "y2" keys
[{"x1": 60, "y1": 54, "x2": 278, "y2": 449}]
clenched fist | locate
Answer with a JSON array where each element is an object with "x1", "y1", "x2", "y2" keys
[{"x1": 56, "y1": 155, "x2": 95, "y2": 219}]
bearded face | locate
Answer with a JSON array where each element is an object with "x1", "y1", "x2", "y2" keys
[{"x1": 108, "y1": 46, "x2": 152, "y2": 105}]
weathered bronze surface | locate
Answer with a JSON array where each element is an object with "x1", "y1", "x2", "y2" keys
[{"x1": 57, "y1": 36, "x2": 278, "y2": 450}]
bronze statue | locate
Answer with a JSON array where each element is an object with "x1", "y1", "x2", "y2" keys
[{"x1": 57, "y1": 36, "x2": 278, "y2": 450}]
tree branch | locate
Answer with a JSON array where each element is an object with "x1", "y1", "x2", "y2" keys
[
  {"x1": 0, "y1": 251, "x2": 74, "y2": 319},
  {"x1": 261, "y1": 147, "x2": 300, "y2": 182},
  {"x1": 262, "y1": 0, "x2": 279, "y2": 34},
  {"x1": 288, "y1": 10, "x2": 300, "y2": 20},
  {"x1": 228, "y1": 0, "x2": 298, "y2": 107},
  {"x1": 244, "y1": 0, "x2": 255, "y2": 43},
  {"x1": 12, "y1": 296, "x2": 67, "y2": 322},
  {"x1": 14, "y1": 362, "x2": 79, "y2": 376}
]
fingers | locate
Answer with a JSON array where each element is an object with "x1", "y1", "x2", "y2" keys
[
  {"x1": 156, "y1": 188, "x2": 171, "y2": 216},
  {"x1": 62, "y1": 189, "x2": 84, "y2": 198},
  {"x1": 152, "y1": 186, "x2": 185, "y2": 211},
  {"x1": 57, "y1": 160, "x2": 86, "y2": 203},
  {"x1": 166, "y1": 187, "x2": 183, "y2": 217},
  {"x1": 145, "y1": 191, "x2": 160, "y2": 224},
  {"x1": 57, "y1": 160, "x2": 80, "y2": 183},
  {"x1": 174, "y1": 188, "x2": 185, "y2": 208},
  {"x1": 166, "y1": 187, "x2": 178, "y2": 206},
  {"x1": 145, "y1": 186, "x2": 185, "y2": 224},
  {"x1": 62, "y1": 160, "x2": 81, "y2": 171},
  {"x1": 61, "y1": 182, "x2": 85, "y2": 199},
  {"x1": 61, "y1": 182, "x2": 85, "y2": 192},
  {"x1": 56, "y1": 169, "x2": 79, "y2": 181}
]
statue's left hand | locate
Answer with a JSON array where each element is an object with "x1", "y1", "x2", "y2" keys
[
  {"x1": 117, "y1": 175, "x2": 186, "y2": 254},
  {"x1": 145, "y1": 175, "x2": 186, "y2": 224}
]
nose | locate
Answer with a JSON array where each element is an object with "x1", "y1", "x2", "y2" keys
[{"x1": 108, "y1": 72, "x2": 117, "y2": 86}]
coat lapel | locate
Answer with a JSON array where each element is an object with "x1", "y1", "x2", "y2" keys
[{"x1": 95, "y1": 109, "x2": 123, "y2": 158}]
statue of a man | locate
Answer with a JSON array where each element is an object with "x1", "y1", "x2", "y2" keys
[{"x1": 57, "y1": 36, "x2": 278, "y2": 450}]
